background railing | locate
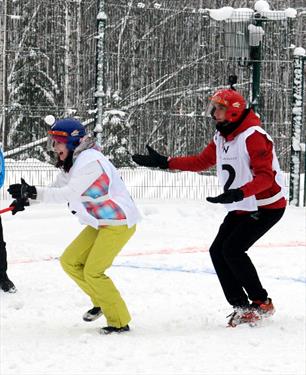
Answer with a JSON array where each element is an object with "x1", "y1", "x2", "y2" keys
[{"x1": 1, "y1": 164, "x2": 294, "y2": 203}]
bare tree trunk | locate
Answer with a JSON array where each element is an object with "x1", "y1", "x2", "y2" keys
[
  {"x1": 116, "y1": 1, "x2": 133, "y2": 93},
  {"x1": 0, "y1": 0, "x2": 8, "y2": 148},
  {"x1": 64, "y1": 1, "x2": 72, "y2": 115},
  {"x1": 75, "y1": 0, "x2": 81, "y2": 108}
]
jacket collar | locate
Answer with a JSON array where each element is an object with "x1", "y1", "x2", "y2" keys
[
  {"x1": 73, "y1": 135, "x2": 101, "y2": 161},
  {"x1": 222, "y1": 109, "x2": 262, "y2": 141}
]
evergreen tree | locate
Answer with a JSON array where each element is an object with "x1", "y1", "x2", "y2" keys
[{"x1": 101, "y1": 101, "x2": 133, "y2": 167}]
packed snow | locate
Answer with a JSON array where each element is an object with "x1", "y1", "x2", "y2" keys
[{"x1": 0, "y1": 195, "x2": 305, "y2": 375}]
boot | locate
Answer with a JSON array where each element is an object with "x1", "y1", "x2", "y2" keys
[
  {"x1": 227, "y1": 298, "x2": 275, "y2": 327},
  {"x1": 83, "y1": 306, "x2": 103, "y2": 322},
  {"x1": 0, "y1": 274, "x2": 17, "y2": 293},
  {"x1": 100, "y1": 325, "x2": 130, "y2": 335}
]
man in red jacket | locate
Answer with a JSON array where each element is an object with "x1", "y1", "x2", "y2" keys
[{"x1": 132, "y1": 88, "x2": 286, "y2": 327}]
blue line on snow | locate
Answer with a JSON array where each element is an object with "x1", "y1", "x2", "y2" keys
[
  {"x1": 113, "y1": 262, "x2": 306, "y2": 284},
  {"x1": 115, "y1": 263, "x2": 216, "y2": 275}
]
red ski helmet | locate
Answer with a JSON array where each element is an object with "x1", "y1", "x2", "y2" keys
[{"x1": 209, "y1": 89, "x2": 246, "y2": 122}]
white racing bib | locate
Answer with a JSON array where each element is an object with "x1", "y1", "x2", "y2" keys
[{"x1": 214, "y1": 126, "x2": 285, "y2": 211}]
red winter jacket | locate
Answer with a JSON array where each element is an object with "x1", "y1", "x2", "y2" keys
[{"x1": 168, "y1": 110, "x2": 286, "y2": 210}]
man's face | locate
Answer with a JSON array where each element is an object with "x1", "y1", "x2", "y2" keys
[{"x1": 212, "y1": 103, "x2": 227, "y2": 123}]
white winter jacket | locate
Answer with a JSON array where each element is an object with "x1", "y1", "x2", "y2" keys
[{"x1": 36, "y1": 148, "x2": 141, "y2": 229}]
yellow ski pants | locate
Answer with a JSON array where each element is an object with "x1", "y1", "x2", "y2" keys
[{"x1": 60, "y1": 224, "x2": 136, "y2": 328}]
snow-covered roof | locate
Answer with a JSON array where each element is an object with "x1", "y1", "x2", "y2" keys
[
  {"x1": 207, "y1": 7, "x2": 253, "y2": 22},
  {"x1": 207, "y1": 1, "x2": 297, "y2": 22},
  {"x1": 293, "y1": 47, "x2": 306, "y2": 57}
]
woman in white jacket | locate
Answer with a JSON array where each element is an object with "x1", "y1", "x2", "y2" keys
[{"x1": 8, "y1": 118, "x2": 141, "y2": 334}]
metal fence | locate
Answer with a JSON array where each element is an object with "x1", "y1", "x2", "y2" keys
[{"x1": 1, "y1": 165, "x2": 292, "y2": 203}]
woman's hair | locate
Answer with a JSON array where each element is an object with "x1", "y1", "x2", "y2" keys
[{"x1": 55, "y1": 151, "x2": 74, "y2": 173}]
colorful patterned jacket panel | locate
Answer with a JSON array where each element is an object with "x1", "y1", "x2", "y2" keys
[{"x1": 81, "y1": 164, "x2": 127, "y2": 221}]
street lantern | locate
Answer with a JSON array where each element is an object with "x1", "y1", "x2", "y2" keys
[
  {"x1": 206, "y1": 1, "x2": 297, "y2": 112},
  {"x1": 94, "y1": 0, "x2": 107, "y2": 146}
]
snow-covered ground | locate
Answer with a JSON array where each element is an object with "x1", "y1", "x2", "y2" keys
[{"x1": 0, "y1": 199, "x2": 305, "y2": 375}]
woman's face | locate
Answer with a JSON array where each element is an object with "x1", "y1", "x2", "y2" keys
[{"x1": 52, "y1": 140, "x2": 69, "y2": 161}]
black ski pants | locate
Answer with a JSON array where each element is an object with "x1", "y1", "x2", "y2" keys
[
  {"x1": 0, "y1": 216, "x2": 8, "y2": 277},
  {"x1": 209, "y1": 207, "x2": 285, "y2": 307}
]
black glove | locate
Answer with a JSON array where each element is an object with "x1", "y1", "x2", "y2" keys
[
  {"x1": 132, "y1": 145, "x2": 169, "y2": 169},
  {"x1": 7, "y1": 178, "x2": 37, "y2": 200},
  {"x1": 206, "y1": 189, "x2": 244, "y2": 204},
  {"x1": 9, "y1": 198, "x2": 29, "y2": 215}
]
